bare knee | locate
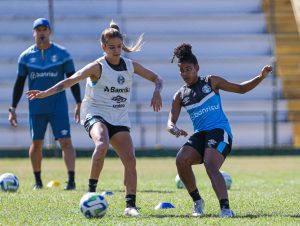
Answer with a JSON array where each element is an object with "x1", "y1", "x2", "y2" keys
[
  {"x1": 92, "y1": 140, "x2": 109, "y2": 161},
  {"x1": 176, "y1": 152, "x2": 192, "y2": 169},
  {"x1": 204, "y1": 162, "x2": 219, "y2": 177}
]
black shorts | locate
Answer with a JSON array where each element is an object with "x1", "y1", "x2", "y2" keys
[
  {"x1": 183, "y1": 128, "x2": 232, "y2": 158},
  {"x1": 84, "y1": 116, "x2": 130, "y2": 139}
]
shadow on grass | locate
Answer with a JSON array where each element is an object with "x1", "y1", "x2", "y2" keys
[
  {"x1": 144, "y1": 213, "x2": 300, "y2": 219},
  {"x1": 140, "y1": 190, "x2": 174, "y2": 194}
]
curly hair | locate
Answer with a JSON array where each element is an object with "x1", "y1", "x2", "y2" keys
[{"x1": 172, "y1": 43, "x2": 198, "y2": 65}]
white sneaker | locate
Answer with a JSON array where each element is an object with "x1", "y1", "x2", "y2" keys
[
  {"x1": 220, "y1": 208, "x2": 235, "y2": 218},
  {"x1": 192, "y1": 199, "x2": 205, "y2": 217},
  {"x1": 124, "y1": 207, "x2": 140, "y2": 217}
]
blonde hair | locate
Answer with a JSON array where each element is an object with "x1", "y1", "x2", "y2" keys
[{"x1": 101, "y1": 20, "x2": 143, "y2": 52}]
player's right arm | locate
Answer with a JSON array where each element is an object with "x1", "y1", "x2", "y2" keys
[
  {"x1": 26, "y1": 61, "x2": 101, "y2": 100},
  {"x1": 167, "y1": 91, "x2": 188, "y2": 137},
  {"x1": 8, "y1": 76, "x2": 26, "y2": 128}
]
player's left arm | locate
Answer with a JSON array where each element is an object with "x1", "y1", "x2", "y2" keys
[
  {"x1": 133, "y1": 61, "x2": 163, "y2": 112},
  {"x1": 211, "y1": 65, "x2": 272, "y2": 94}
]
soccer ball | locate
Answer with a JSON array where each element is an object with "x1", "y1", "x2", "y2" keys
[
  {"x1": 175, "y1": 174, "x2": 185, "y2": 189},
  {"x1": 80, "y1": 192, "x2": 108, "y2": 218},
  {"x1": 0, "y1": 173, "x2": 19, "y2": 192},
  {"x1": 220, "y1": 171, "x2": 232, "y2": 190}
]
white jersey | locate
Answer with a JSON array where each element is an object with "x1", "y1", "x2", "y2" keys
[{"x1": 80, "y1": 56, "x2": 134, "y2": 127}]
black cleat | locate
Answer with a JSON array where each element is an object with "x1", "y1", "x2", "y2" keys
[
  {"x1": 64, "y1": 181, "x2": 76, "y2": 190},
  {"x1": 33, "y1": 183, "x2": 43, "y2": 190}
]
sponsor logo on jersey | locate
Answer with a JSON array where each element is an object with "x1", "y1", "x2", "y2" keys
[
  {"x1": 190, "y1": 104, "x2": 220, "y2": 120},
  {"x1": 30, "y1": 71, "x2": 58, "y2": 80},
  {"x1": 117, "y1": 75, "x2": 125, "y2": 84},
  {"x1": 112, "y1": 95, "x2": 127, "y2": 103},
  {"x1": 202, "y1": 85, "x2": 211, "y2": 94},
  {"x1": 29, "y1": 57, "x2": 37, "y2": 63},
  {"x1": 182, "y1": 97, "x2": 190, "y2": 105},
  {"x1": 104, "y1": 86, "x2": 130, "y2": 93}
]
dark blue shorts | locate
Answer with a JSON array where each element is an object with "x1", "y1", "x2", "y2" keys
[
  {"x1": 183, "y1": 128, "x2": 232, "y2": 158},
  {"x1": 29, "y1": 111, "x2": 71, "y2": 140},
  {"x1": 84, "y1": 115, "x2": 130, "y2": 139}
]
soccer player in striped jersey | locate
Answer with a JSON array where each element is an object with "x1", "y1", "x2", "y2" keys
[
  {"x1": 167, "y1": 43, "x2": 272, "y2": 218},
  {"x1": 26, "y1": 20, "x2": 163, "y2": 217}
]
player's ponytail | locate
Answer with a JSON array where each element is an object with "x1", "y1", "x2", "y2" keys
[
  {"x1": 101, "y1": 20, "x2": 143, "y2": 53},
  {"x1": 172, "y1": 43, "x2": 198, "y2": 65}
]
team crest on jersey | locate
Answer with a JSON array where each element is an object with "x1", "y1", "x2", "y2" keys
[
  {"x1": 51, "y1": 55, "x2": 58, "y2": 62},
  {"x1": 117, "y1": 75, "x2": 125, "y2": 84},
  {"x1": 202, "y1": 85, "x2": 211, "y2": 94}
]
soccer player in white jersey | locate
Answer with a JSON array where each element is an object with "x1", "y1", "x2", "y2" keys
[
  {"x1": 26, "y1": 20, "x2": 163, "y2": 217},
  {"x1": 167, "y1": 43, "x2": 272, "y2": 218}
]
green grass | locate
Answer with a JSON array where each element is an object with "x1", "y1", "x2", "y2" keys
[{"x1": 0, "y1": 156, "x2": 299, "y2": 225}]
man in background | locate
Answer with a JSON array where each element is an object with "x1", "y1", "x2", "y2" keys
[{"x1": 8, "y1": 18, "x2": 81, "y2": 190}]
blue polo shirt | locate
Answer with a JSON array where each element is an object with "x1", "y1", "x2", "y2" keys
[{"x1": 17, "y1": 43, "x2": 75, "y2": 114}]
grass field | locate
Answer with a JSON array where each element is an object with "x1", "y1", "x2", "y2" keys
[{"x1": 0, "y1": 156, "x2": 299, "y2": 225}]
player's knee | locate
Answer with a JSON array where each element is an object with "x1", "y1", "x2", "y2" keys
[{"x1": 176, "y1": 154, "x2": 191, "y2": 168}]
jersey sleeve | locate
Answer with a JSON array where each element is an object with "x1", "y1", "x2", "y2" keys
[
  {"x1": 62, "y1": 50, "x2": 75, "y2": 75},
  {"x1": 17, "y1": 54, "x2": 28, "y2": 77}
]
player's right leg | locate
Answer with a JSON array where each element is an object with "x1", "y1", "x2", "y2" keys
[
  {"x1": 29, "y1": 114, "x2": 48, "y2": 190},
  {"x1": 87, "y1": 119, "x2": 110, "y2": 192},
  {"x1": 176, "y1": 143, "x2": 204, "y2": 217}
]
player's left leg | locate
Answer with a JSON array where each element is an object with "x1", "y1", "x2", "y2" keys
[
  {"x1": 110, "y1": 131, "x2": 139, "y2": 217},
  {"x1": 51, "y1": 111, "x2": 76, "y2": 190},
  {"x1": 203, "y1": 128, "x2": 234, "y2": 217}
]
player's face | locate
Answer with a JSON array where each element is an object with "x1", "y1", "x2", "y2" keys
[
  {"x1": 178, "y1": 63, "x2": 199, "y2": 85},
  {"x1": 33, "y1": 26, "x2": 51, "y2": 45},
  {"x1": 102, "y1": 37, "x2": 123, "y2": 59}
]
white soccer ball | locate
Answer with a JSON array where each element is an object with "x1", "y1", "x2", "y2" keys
[
  {"x1": 175, "y1": 174, "x2": 185, "y2": 189},
  {"x1": 220, "y1": 171, "x2": 232, "y2": 190},
  {"x1": 0, "y1": 173, "x2": 19, "y2": 192},
  {"x1": 80, "y1": 192, "x2": 108, "y2": 218}
]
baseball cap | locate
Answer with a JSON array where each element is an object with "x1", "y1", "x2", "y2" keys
[{"x1": 33, "y1": 18, "x2": 51, "y2": 30}]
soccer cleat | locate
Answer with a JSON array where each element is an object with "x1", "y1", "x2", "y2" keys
[
  {"x1": 192, "y1": 199, "x2": 205, "y2": 217},
  {"x1": 33, "y1": 183, "x2": 43, "y2": 190},
  {"x1": 123, "y1": 207, "x2": 140, "y2": 217},
  {"x1": 220, "y1": 208, "x2": 235, "y2": 218},
  {"x1": 64, "y1": 181, "x2": 76, "y2": 190}
]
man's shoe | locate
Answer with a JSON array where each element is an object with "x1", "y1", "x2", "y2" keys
[
  {"x1": 33, "y1": 183, "x2": 43, "y2": 190},
  {"x1": 220, "y1": 208, "x2": 235, "y2": 218},
  {"x1": 123, "y1": 207, "x2": 140, "y2": 217},
  {"x1": 64, "y1": 181, "x2": 76, "y2": 190},
  {"x1": 192, "y1": 199, "x2": 205, "y2": 217}
]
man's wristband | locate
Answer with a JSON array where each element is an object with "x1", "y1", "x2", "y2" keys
[{"x1": 8, "y1": 107, "x2": 16, "y2": 113}]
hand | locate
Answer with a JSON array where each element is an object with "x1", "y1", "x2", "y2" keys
[
  {"x1": 8, "y1": 111, "x2": 18, "y2": 128},
  {"x1": 26, "y1": 90, "x2": 47, "y2": 100},
  {"x1": 150, "y1": 91, "x2": 162, "y2": 112},
  {"x1": 260, "y1": 65, "x2": 273, "y2": 79},
  {"x1": 168, "y1": 126, "x2": 188, "y2": 138},
  {"x1": 74, "y1": 103, "x2": 81, "y2": 123}
]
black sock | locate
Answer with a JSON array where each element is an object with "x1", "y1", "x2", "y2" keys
[
  {"x1": 34, "y1": 171, "x2": 42, "y2": 185},
  {"x1": 189, "y1": 189, "x2": 202, "y2": 202},
  {"x1": 125, "y1": 194, "x2": 136, "y2": 208},
  {"x1": 88, "y1": 179, "x2": 98, "y2": 192},
  {"x1": 68, "y1": 171, "x2": 75, "y2": 183},
  {"x1": 220, "y1": 199, "x2": 230, "y2": 209}
]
